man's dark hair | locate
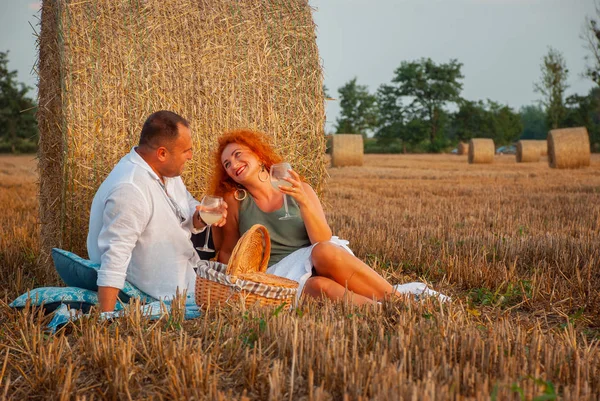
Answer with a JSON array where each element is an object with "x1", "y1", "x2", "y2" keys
[{"x1": 139, "y1": 110, "x2": 190, "y2": 148}]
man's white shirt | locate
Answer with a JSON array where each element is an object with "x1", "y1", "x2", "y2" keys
[{"x1": 87, "y1": 147, "x2": 204, "y2": 300}]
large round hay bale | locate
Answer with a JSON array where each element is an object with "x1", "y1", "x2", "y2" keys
[
  {"x1": 37, "y1": 0, "x2": 326, "y2": 262},
  {"x1": 547, "y1": 127, "x2": 591, "y2": 169},
  {"x1": 468, "y1": 138, "x2": 495, "y2": 164},
  {"x1": 331, "y1": 134, "x2": 364, "y2": 167},
  {"x1": 516, "y1": 140, "x2": 541, "y2": 163},
  {"x1": 457, "y1": 141, "x2": 469, "y2": 155}
]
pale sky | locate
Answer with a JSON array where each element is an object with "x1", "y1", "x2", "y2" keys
[{"x1": 1, "y1": 0, "x2": 598, "y2": 133}]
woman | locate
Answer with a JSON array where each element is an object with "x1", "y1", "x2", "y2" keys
[{"x1": 210, "y1": 129, "x2": 445, "y2": 305}]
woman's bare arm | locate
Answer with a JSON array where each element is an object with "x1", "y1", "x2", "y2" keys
[{"x1": 215, "y1": 192, "x2": 241, "y2": 264}]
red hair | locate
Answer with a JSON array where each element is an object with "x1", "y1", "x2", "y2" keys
[{"x1": 209, "y1": 129, "x2": 283, "y2": 196}]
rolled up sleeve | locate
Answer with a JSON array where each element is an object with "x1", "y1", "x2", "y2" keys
[{"x1": 96, "y1": 184, "x2": 149, "y2": 289}]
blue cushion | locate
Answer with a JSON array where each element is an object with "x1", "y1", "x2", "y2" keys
[
  {"x1": 52, "y1": 248, "x2": 100, "y2": 291},
  {"x1": 10, "y1": 287, "x2": 99, "y2": 311},
  {"x1": 51, "y1": 248, "x2": 156, "y2": 303}
]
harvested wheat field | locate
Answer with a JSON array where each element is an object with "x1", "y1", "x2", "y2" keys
[{"x1": 1, "y1": 153, "x2": 600, "y2": 400}]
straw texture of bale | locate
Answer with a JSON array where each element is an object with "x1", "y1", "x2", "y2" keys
[
  {"x1": 468, "y1": 138, "x2": 495, "y2": 164},
  {"x1": 331, "y1": 134, "x2": 364, "y2": 167},
  {"x1": 457, "y1": 141, "x2": 469, "y2": 155},
  {"x1": 37, "y1": 0, "x2": 326, "y2": 262},
  {"x1": 516, "y1": 140, "x2": 541, "y2": 163},
  {"x1": 548, "y1": 127, "x2": 591, "y2": 169}
]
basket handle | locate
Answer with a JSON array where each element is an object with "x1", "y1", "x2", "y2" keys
[
  {"x1": 255, "y1": 225, "x2": 271, "y2": 273},
  {"x1": 227, "y1": 224, "x2": 271, "y2": 275}
]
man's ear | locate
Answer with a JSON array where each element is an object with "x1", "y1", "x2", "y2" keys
[{"x1": 156, "y1": 146, "x2": 168, "y2": 162}]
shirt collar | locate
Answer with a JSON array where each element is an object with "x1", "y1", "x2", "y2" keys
[{"x1": 128, "y1": 147, "x2": 162, "y2": 182}]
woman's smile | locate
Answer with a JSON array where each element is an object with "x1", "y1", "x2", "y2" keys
[{"x1": 235, "y1": 165, "x2": 247, "y2": 177}]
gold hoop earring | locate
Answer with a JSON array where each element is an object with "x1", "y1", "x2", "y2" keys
[
  {"x1": 258, "y1": 164, "x2": 269, "y2": 182},
  {"x1": 234, "y1": 187, "x2": 247, "y2": 201}
]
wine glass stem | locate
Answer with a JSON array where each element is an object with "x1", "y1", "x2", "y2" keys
[
  {"x1": 203, "y1": 224, "x2": 212, "y2": 248},
  {"x1": 283, "y1": 194, "x2": 290, "y2": 216}
]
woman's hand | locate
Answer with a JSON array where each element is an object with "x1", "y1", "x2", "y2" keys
[
  {"x1": 277, "y1": 169, "x2": 332, "y2": 243},
  {"x1": 278, "y1": 169, "x2": 310, "y2": 207},
  {"x1": 194, "y1": 202, "x2": 228, "y2": 228}
]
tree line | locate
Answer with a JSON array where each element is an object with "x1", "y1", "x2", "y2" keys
[
  {"x1": 0, "y1": 51, "x2": 37, "y2": 153},
  {"x1": 332, "y1": 7, "x2": 600, "y2": 153}
]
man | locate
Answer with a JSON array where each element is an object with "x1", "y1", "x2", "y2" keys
[{"x1": 87, "y1": 110, "x2": 227, "y2": 311}]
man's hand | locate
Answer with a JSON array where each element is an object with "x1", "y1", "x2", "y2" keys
[
  {"x1": 98, "y1": 286, "x2": 121, "y2": 312},
  {"x1": 194, "y1": 202, "x2": 228, "y2": 228}
]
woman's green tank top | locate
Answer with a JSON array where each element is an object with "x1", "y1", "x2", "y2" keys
[{"x1": 238, "y1": 195, "x2": 311, "y2": 267}]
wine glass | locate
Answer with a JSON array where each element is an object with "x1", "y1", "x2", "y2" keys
[
  {"x1": 270, "y1": 162, "x2": 295, "y2": 220},
  {"x1": 195, "y1": 195, "x2": 224, "y2": 252}
]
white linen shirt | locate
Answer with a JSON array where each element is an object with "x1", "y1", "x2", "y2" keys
[{"x1": 87, "y1": 147, "x2": 203, "y2": 300}]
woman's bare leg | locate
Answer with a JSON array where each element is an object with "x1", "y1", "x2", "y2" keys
[
  {"x1": 311, "y1": 242, "x2": 395, "y2": 301},
  {"x1": 303, "y1": 276, "x2": 377, "y2": 305}
]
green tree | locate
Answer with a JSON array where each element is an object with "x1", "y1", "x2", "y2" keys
[
  {"x1": 519, "y1": 104, "x2": 547, "y2": 140},
  {"x1": 452, "y1": 100, "x2": 488, "y2": 142},
  {"x1": 562, "y1": 88, "x2": 600, "y2": 151},
  {"x1": 334, "y1": 78, "x2": 378, "y2": 136},
  {"x1": 534, "y1": 47, "x2": 569, "y2": 130},
  {"x1": 451, "y1": 99, "x2": 521, "y2": 146},
  {"x1": 582, "y1": 1, "x2": 600, "y2": 86},
  {"x1": 486, "y1": 100, "x2": 523, "y2": 146},
  {"x1": 390, "y1": 58, "x2": 464, "y2": 146},
  {"x1": 374, "y1": 84, "x2": 404, "y2": 145},
  {"x1": 0, "y1": 51, "x2": 38, "y2": 153}
]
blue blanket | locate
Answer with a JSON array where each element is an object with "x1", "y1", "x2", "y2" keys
[
  {"x1": 10, "y1": 248, "x2": 202, "y2": 332},
  {"x1": 10, "y1": 287, "x2": 201, "y2": 333},
  {"x1": 47, "y1": 300, "x2": 201, "y2": 333}
]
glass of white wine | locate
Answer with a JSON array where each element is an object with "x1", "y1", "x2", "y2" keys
[
  {"x1": 270, "y1": 162, "x2": 295, "y2": 220},
  {"x1": 195, "y1": 195, "x2": 224, "y2": 252}
]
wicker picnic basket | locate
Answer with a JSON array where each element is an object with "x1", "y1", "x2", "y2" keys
[{"x1": 195, "y1": 224, "x2": 298, "y2": 309}]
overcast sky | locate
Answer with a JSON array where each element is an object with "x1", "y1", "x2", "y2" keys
[{"x1": 1, "y1": 0, "x2": 598, "y2": 132}]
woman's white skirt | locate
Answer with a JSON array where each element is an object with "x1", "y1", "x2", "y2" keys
[{"x1": 266, "y1": 236, "x2": 353, "y2": 301}]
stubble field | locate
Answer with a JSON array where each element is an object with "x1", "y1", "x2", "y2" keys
[{"x1": 0, "y1": 153, "x2": 599, "y2": 400}]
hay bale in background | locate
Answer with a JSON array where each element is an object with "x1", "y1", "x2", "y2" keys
[
  {"x1": 457, "y1": 141, "x2": 469, "y2": 155},
  {"x1": 468, "y1": 138, "x2": 495, "y2": 164},
  {"x1": 548, "y1": 127, "x2": 591, "y2": 169},
  {"x1": 516, "y1": 140, "x2": 541, "y2": 163},
  {"x1": 37, "y1": 0, "x2": 326, "y2": 262},
  {"x1": 536, "y1": 140, "x2": 548, "y2": 156},
  {"x1": 331, "y1": 134, "x2": 364, "y2": 167}
]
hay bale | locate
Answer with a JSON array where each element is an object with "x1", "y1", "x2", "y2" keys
[
  {"x1": 516, "y1": 140, "x2": 541, "y2": 163},
  {"x1": 457, "y1": 141, "x2": 469, "y2": 155},
  {"x1": 547, "y1": 127, "x2": 591, "y2": 169},
  {"x1": 536, "y1": 140, "x2": 548, "y2": 156},
  {"x1": 468, "y1": 138, "x2": 494, "y2": 164},
  {"x1": 331, "y1": 134, "x2": 364, "y2": 167},
  {"x1": 37, "y1": 0, "x2": 325, "y2": 262}
]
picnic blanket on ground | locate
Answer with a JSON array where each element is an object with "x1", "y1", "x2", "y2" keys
[
  {"x1": 9, "y1": 248, "x2": 202, "y2": 333},
  {"x1": 46, "y1": 299, "x2": 201, "y2": 333},
  {"x1": 10, "y1": 286, "x2": 201, "y2": 333}
]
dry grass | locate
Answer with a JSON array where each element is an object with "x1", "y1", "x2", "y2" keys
[{"x1": 1, "y1": 154, "x2": 600, "y2": 400}]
